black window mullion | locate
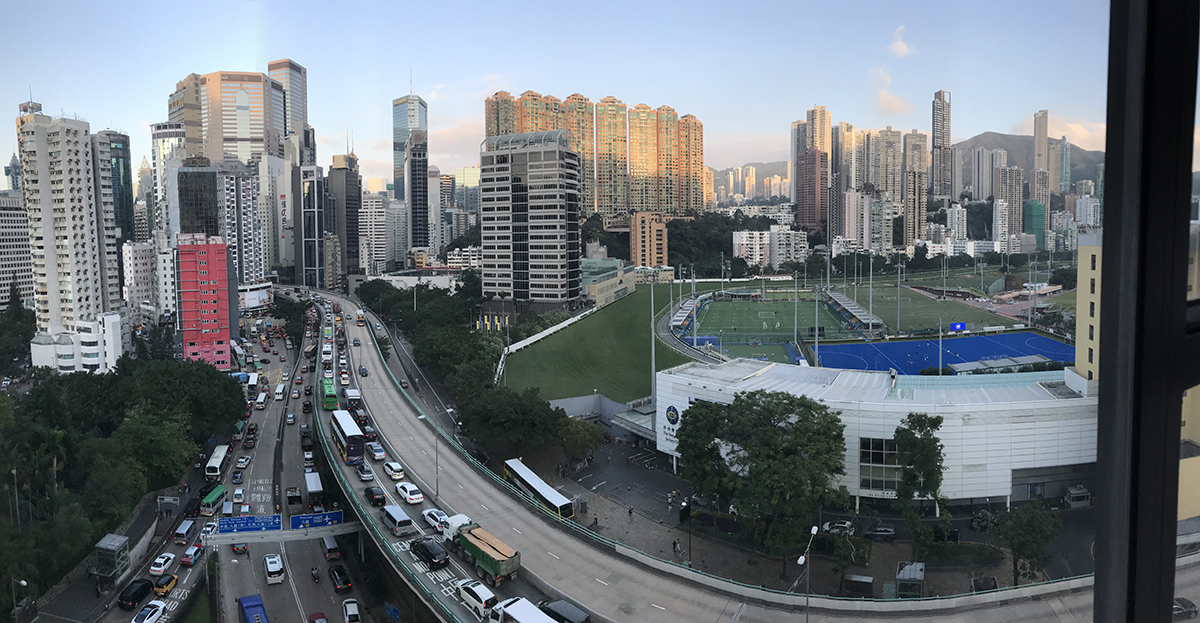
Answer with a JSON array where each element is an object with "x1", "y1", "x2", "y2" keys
[{"x1": 1097, "y1": 1, "x2": 1200, "y2": 622}]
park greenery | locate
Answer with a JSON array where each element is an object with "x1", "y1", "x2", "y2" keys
[
  {"x1": 894, "y1": 412, "x2": 949, "y2": 559},
  {"x1": 271, "y1": 294, "x2": 313, "y2": 346},
  {"x1": 0, "y1": 280, "x2": 35, "y2": 380},
  {"x1": 356, "y1": 273, "x2": 604, "y2": 462},
  {"x1": 676, "y1": 390, "x2": 849, "y2": 552},
  {"x1": 0, "y1": 356, "x2": 246, "y2": 614},
  {"x1": 997, "y1": 498, "x2": 1062, "y2": 585}
]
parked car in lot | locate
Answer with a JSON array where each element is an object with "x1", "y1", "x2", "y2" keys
[
  {"x1": 863, "y1": 524, "x2": 897, "y2": 542},
  {"x1": 822, "y1": 520, "x2": 855, "y2": 536},
  {"x1": 149, "y1": 553, "x2": 175, "y2": 576},
  {"x1": 395, "y1": 482, "x2": 423, "y2": 504}
]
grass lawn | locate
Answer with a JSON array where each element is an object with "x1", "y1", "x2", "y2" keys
[
  {"x1": 1048, "y1": 288, "x2": 1078, "y2": 311},
  {"x1": 504, "y1": 284, "x2": 691, "y2": 402}
]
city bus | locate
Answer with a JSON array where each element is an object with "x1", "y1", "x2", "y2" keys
[
  {"x1": 205, "y1": 445, "x2": 232, "y2": 481},
  {"x1": 237, "y1": 595, "x2": 268, "y2": 623},
  {"x1": 503, "y1": 458, "x2": 574, "y2": 519},
  {"x1": 247, "y1": 373, "x2": 259, "y2": 391},
  {"x1": 329, "y1": 410, "x2": 365, "y2": 465},
  {"x1": 322, "y1": 378, "x2": 339, "y2": 410},
  {"x1": 356, "y1": 310, "x2": 365, "y2": 326},
  {"x1": 304, "y1": 472, "x2": 325, "y2": 512},
  {"x1": 200, "y1": 484, "x2": 228, "y2": 516},
  {"x1": 304, "y1": 344, "x2": 317, "y2": 360},
  {"x1": 323, "y1": 326, "x2": 333, "y2": 342}
]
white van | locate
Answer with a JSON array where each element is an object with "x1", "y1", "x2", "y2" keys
[
  {"x1": 255, "y1": 393, "x2": 268, "y2": 410},
  {"x1": 380, "y1": 505, "x2": 418, "y2": 537},
  {"x1": 173, "y1": 519, "x2": 196, "y2": 545},
  {"x1": 303, "y1": 451, "x2": 314, "y2": 468},
  {"x1": 274, "y1": 383, "x2": 286, "y2": 401},
  {"x1": 322, "y1": 536, "x2": 341, "y2": 561},
  {"x1": 221, "y1": 501, "x2": 235, "y2": 518}
]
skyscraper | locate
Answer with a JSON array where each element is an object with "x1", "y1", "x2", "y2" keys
[
  {"x1": 877, "y1": 127, "x2": 903, "y2": 203},
  {"x1": 971, "y1": 148, "x2": 1007, "y2": 201},
  {"x1": 796, "y1": 149, "x2": 829, "y2": 230},
  {"x1": 947, "y1": 203, "x2": 968, "y2": 240},
  {"x1": 392, "y1": 95, "x2": 428, "y2": 201},
  {"x1": 16, "y1": 102, "x2": 122, "y2": 337},
  {"x1": 1032, "y1": 169, "x2": 1051, "y2": 218},
  {"x1": 455, "y1": 165, "x2": 481, "y2": 214},
  {"x1": 789, "y1": 120, "x2": 807, "y2": 201},
  {"x1": 167, "y1": 73, "x2": 203, "y2": 157},
  {"x1": 93, "y1": 131, "x2": 134, "y2": 253},
  {"x1": 484, "y1": 91, "x2": 518, "y2": 137},
  {"x1": 150, "y1": 121, "x2": 187, "y2": 236},
  {"x1": 950, "y1": 147, "x2": 964, "y2": 200},
  {"x1": 856, "y1": 129, "x2": 878, "y2": 191},
  {"x1": 480, "y1": 131, "x2": 582, "y2": 309},
  {"x1": 0, "y1": 191, "x2": 32, "y2": 311},
  {"x1": 993, "y1": 166, "x2": 1025, "y2": 240},
  {"x1": 294, "y1": 165, "x2": 329, "y2": 288},
  {"x1": 595, "y1": 96, "x2": 628, "y2": 224},
  {"x1": 563, "y1": 94, "x2": 595, "y2": 214},
  {"x1": 137, "y1": 156, "x2": 153, "y2": 204},
  {"x1": 404, "y1": 130, "x2": 431, "y2": 251},
  {"x1": 174, "y1": 70, "x2": 286, "y2": 167},
  {"x1": 1059, "y1": 136, "x2": 1072, "y2": 193},
  {"x1": 680, "y1": 115, "x2": 705, "y2": 212},
  {"x1": 267, "y1": 60, "x2": 308, "y2": 142},
  {"x1": 628, "y1": 104, "x2": 658, "y2": 213},
  {"x1": 1048, "y1": 141, "x2": 1062, "y2": 193},
  {"x1": 1033, "y1": 109, "x2": 1049, "y2": 173},
  {"x1": 931, "y1": 90, "x2": 953, "y2": 198},
  {"x1": 655, "y1": 105, "x2": 680, "y2": 214},
  {"x1": 174, "y1": 157, "x2": 265, "y2": 284},
  {"x1": 902, "y1": 129, "x2": 927, "y2": 236},
  {"x1": 832, "y1": 122, "x2": 857, "y2": 194},
  {"x1": 328, "y1": 154, "x2": 362, "y2": 276},
  {"x1": 358, "y1": 192, "x2": 389, "y2": 276},
  {"x1": 806, "y1": 106, "x2": 832, "y2": 154}
]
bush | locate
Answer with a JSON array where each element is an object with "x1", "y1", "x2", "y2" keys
[{"x1": 924, "y1": 541, "x2": 1006, "y2": 567}]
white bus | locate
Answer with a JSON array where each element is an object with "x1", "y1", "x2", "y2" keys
[
  {"x1": 247, "y1": 373, "x2": 259, "y2": 390},
  {"x1": 255, "y1": 392, "x2": 268, "y2": 410},
  {"x1": 205, "y1": 445, "x2": 232, "y2": 481},
  {"x1": 274, "y1": 383, "x2": 286, "y2": 401}
]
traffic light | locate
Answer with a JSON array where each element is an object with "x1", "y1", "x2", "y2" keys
[{"x1": 678, "y1": 501, "x2": 691, "y2": 524}]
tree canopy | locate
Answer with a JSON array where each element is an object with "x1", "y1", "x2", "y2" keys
[{"x1": 998, "y1": 499, "x2": 1061, "y2": 586}]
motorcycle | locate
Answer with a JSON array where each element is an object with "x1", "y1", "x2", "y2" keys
[{"x1": 311, "y1": 567, "x2": 319, "y2": 583}]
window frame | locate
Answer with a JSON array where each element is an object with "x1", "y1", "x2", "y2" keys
[{"x1": 1097, "y1": 0, "x2": 1200, "y2": 621}]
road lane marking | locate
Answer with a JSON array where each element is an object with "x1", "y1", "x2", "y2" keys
[
  {"x1": 547, "y1": 551, "x2": 559, "y2": 559},
  {"x1": 480, "y1": 504, "x2": 489, "y2": 511},
  {"x1": 458, "y1": 483, "x2": 464, "y2": 489},
  {"x1": 512, "y1": 527, "x2": 521, "y2": 535},
  {"x1": 652, "y1": 604, "x2": 666, "y2": 611},
  {"x1": 595, "y1": 578, "x2": 608, "y2": 586},
  {"x1": 421, "y1": 450, "x2": 428, "y2": 456},
  {"x1": 590, "y1": 480, "x2": 607, "y2": 491}
]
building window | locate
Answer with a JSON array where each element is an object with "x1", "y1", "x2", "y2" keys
[
  {"x1": 858, "y1": 438, "x2": 898, "y2": 491},
  {"x1": 1090, "y1": 325, "x2": 1095, "y2": 341},
  {"x1": 1091, "y1": 254, "x2": 1096, "y2": 270},
  {"x1": 1089, "y1": 348, "x2": 1094, "y2": 364},
  {"x1": 1090, "y1": 278, "x2": 1096, "y2": 294},
  {"x1": 1090, "y1": 301, "x2": 1095, "y2": 318}
]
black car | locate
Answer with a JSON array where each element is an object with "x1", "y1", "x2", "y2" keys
[
  {"x1": 117, "y1": 578, "x2": 154, "y2": 609},
  {"x1": 182, "y1": 497, "x2": 200, "y2": 518},
  {"x1": 359, "y1": 366, "x2": 368, "y2": 377},
  {"x1": 302, "y1": 400, "x2": 313, "y2": 413},
  {"x1": 232, "y1": 471, "x2": 244, "y2": 484},
  {"x1": 304, "y1": 385, "x2": 313, "y2": 396},
  {"x1": 361, "y1": 425, "x2": 377, "y2": 443},
  {"x1": 364, "y1": 486, "x2": 386, "y2": 506},
  {"x1": 537, "y1": 599, "x2": 591, "y2": 623},
  {"x1": 259, "y1": 358, "x2": 270, "y2": 364},
  {"x1": 863, "y1": 524, "x2": 897, "y2": 542},
  {"x1": 247, "y1": 423, "x2": 259, "y2": 435},
  {"x1": 198, "y1": 480, "x2": 219, "y2": 500},
  {"x1": 242, "y1": 433, "x2": 257, "y2": 449},
  {"x1": 1175, "y1": 597, "x2": 1199, "y2": 620},
  {"x1": 328, "y1": 565, "x2": 353, "y2": 593},
  {"x1": 409, "y1": 537, "x2": 449, "y2": 569}
]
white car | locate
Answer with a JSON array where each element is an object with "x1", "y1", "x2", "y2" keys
[
  {"x1": 395, "y1": 482, "x2": 424, "y2": 504},
  {"x1": 233, "y1": 488, "x2": 244, "y2": 503},
  {"x1": 202, "y1": 522, "x2": 218, "y2": 536},
  {"x1": 236, "y1": 455, "x2": 252, "y2": 469},
  {"x1": 342, "y1": 599, "x2": 361, "y2": 623},
  {"x1": 422, "y1": 508, "x2": 449, "y2": 529},
  {"x1": 383, "y1": 462, "x2": 405, "y2": 480},
  {"x1": 264, "y1": 553, "x2": 285, "y2": 584},
  {"x1": 324, "y1": 368, "x2": 334, "y2": 379},
  {"x1": 455, "y1": 579, "x2": 496, "y2": 619},
  {"x1": 822, "y1": 519, "x2": 855, "y2": 536},
  {"x1": 282, "y1": 372, "x2": 290, "y2": 382},
  {"x1": 356, "y1": 463, "x2": 374, "y2": 481},
  {"x1": 149, "y1": 553, "x2": 175, "y2": 576},
  {"x1": 132, "y1": 600, "x2": 167, "y2": 623},
  {"x1": 367, "y1": 442, "x2": 386, "y2": 461}
]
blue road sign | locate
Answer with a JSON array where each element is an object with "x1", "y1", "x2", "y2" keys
[
  {"x1": 218, "y1": 514, "x2": 282, "y2": 533},
  {"x1": 384, "y1": 602, "x2": 401, "y2": 622},
  {"x1": 950, "y1": 322, "x2": 966, "y2": 332},
  {"x1": 290, "y1": 510, "x2": 344, "y2": 530}
]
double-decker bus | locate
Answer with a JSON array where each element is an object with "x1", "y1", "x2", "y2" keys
[
  {"x1": 503, "y1": 458, "x2": 574, "y2": 519},
  {"x1": 355, "y1": 310, "x2": 365, "y2": 326},
  {"x1": 205, "y1": 444, "x2": 232, "y2": 481},
  {"x1": 200, "y1": 484, "x2": 228, "y2": 516},
  {"x1": 304, "y1": 472, "x2": 325, "y2": 512},
  {"x1": 321, "y1": 378, "x2": 338, "y2": 410},
  {"x1": 329, "y1": 410, "x2": 365, "y2": 465},
  {"x1": 237, "y1": 595, "x2": 268, "y2": 623}
]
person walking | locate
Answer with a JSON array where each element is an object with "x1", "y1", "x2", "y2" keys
[{"x1": 628, "y1": 506, "x2": 634, "y2": 518}]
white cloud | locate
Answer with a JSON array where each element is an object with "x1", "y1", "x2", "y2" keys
[
  {"x1": 870, "y1": 67, "x2": 892, "y2": 88},
  {"x1": 877, "y1": 90, "x2": 913, "y2": 114},
  {"x1": 889, "y1": 26, "x2": 911, "y2": 58}
]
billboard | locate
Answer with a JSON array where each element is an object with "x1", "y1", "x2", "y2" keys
[{"x1": 239, "y1": 283, "x2": 274, "y2": 310}]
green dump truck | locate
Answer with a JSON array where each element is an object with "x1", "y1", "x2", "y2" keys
[{"x1": 437, "y1": 514, "x2": 520, "y2": 587}]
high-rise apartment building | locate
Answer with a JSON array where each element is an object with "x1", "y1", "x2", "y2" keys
[
  {"x1": 358, "y1": 192, "x2": 388, "y2": 277},
  {"x1": 91, "y1": 130, "x2": 134, "y2": 291},
  {"x1": 150, "y1": 121, "x2": 187, "y2": 237},
  {"x1": 485, "y1": 91, "x2": 518, "y2": 137},
  {"x1": 563, "y1": 95, "x2": 595, "y2": 214},
  {"x1": 392, "y1": 95, "x2": 428, "y2": 201},
  {"x1": 703, "y1": 167, "x2": 714, "y2": 209},
  {"x1": 806, "y1": 106, "x2": 831, "y2": 155},
  {"x1": 167, "y1": 73, "x2": 203, "y2": 157},
  {"x1": 680, "y1": 115, "x2": 705, "y2": 212},
  {"x1": 1032, "y1": 169, "x2": 1051, "y2": 225},
  {"x1": 789, "y1": 120, "x2": 807, "y2": 201},
  {"x1": 903, "y1": 170, "x2": 928, "y2": 246},
  {"x1": 440, "y1": 174, "x2": 456, "y2": 212},
  {"x1": 267, "y1": 60, "x2": 308, "y2": 142},
  {"x1": 950, "y1": 146, "x2": 964, "y2": 200},
  {"x1": 795, "y1": 149, "x2": 829, "y2": 230},
  {"x1": 517, "y1": 91, "x2": 564, "y2": 133},
  {"x1": 628, "y1": 104, "x2": 658, "y2": 213},
  {"x1": 931, "y1": 90, "x2": 953, "y2": 198},
  {"x1": 993, "y1": 166, "x2": 1025, "y2": 240},
  {"x1": 655, "y1": 105, "x2": 680, "y2": 213},
  {"x1": 121, "y1": 241, "x2": 156, "y2": 326},
  {"x1": 1033, "y1": 109, "x2": 1049, "y2": 174},
  {"x1": 1048, "y1": 141, "x2": 1062, "y2": 193},
  {"x1": 832, "y1": 122, "x2": 857, "y2": 194},
  {"x1": 769, "y1": 226, "x2": 809, "y2": 267},
  {"x1": 323, "y1": 232, "x2": 342, "y2": 291},
  {"x1": 17, "y1": 103, "x2": 123, "y2": 336},
  {"x1": 479, "y1": 131, "x2": 581, "y2": 309},
  {"x1": 856, "y1": 129, "x2": 878, "y2": 191},
  {"x1": 328, "y1": 154, "x2": 362, "y2": 276},
  {"x1": 743, "y1": 165, "x2": 756, "y2": 198},
  {"x1": 971, "y1": 148, "x2": 1007, "y2": 201},
  {"x1": 946, "y1": 203, "x2": 968, "y2": 240},
  {"x1": 993, "y1": 199, "x2": 1011, "y2": 253},
  {"x1": 173, "y1": 157, "x2": 265, "y2": 284},
  {"x1": 0, "y1": 191, "x2": 32, "y2": 311},
  {"x1": 1074, "y1": 232, "x2": 1102, "y2": 383},
  {"x1": 877, "y1": 127, "x2": 903, "y2": 203},
  {"x1": 631, "y1": 212, "x2": 669, "y2": 267},
  {"x1": 1059, "y1": 137, "x2": 1072, "y2": 193},
  {"x1": 732, "y1": 230, "x2": 771, "y2": 267},
  {"x1": 595, "y1": 96, "x2": 628, "y2": 224},
  {"x1": 404, "y1": 130, "x2": 431, "y2": 252},
  {"x1": 176, "y1": 233, "x2": 234, "y2": 370}
]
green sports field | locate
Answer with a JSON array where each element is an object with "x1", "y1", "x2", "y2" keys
[
  {"x1": 694, "y1": 298, "x2": 849, "y2": 342},
  {"x1": 503, "y1": 284, "x2": 692, "y2": 402}
]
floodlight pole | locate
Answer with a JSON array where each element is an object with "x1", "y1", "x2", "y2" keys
[{"x1": 793, "y1": 271, "x2": 798, "y2": 350}]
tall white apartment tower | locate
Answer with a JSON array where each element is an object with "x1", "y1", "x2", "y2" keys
[
  {"x1": 358, "y1": 192, "x2": 389, "y2": 276},
  {"x1": 16, "y1": 102, "x2": 122, "y2": 335},
  {"x1": 789, "y1": 120, "x2": 806, "y2": 201},
  {"x1": 805, "y1": 106, "x2": 832, "y2": 155},
  {"x1": 930, "y1": 90, "x2": 953, "y2": 198}
]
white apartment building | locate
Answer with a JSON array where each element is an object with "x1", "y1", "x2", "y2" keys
[
  {"x1": 17, "y1": 103, "x2": 123, "y2": 352},
  {"x1": 30, "y1": 312, "x2": 125, "y2": 373},
  {"x1": 946, "y1": 203, "x2": 968, "y2": 240},
  {"x1": 768, "y1": 225, "x2": 808, "y2": 267},
  {"x1": 1077, "y1": 195, "x2": 1101, "y2": 227},
  {"x1": 387, "y1": 198, "x2": 408, "y2": 270},
  {"x1": 359, "y1": 193, "x2": 390, "y2": 276},
  {"x1": 122, "y1": 241, "x2": 156, "y2": 326},
  {"x1": 993, "y1": 199, "x2": 1010, "y2": 253},
  {"x1": 150, "y1": 121, "x2": 187, "y2": 237},
  {"x1": 731, "y1": 230, "x2": 771, "y2": 268},
  {"x1": 446, "y1": 246, "x2": 483, "y2": 269},
  {"x1": 0, "y1": 191, "x2": 32, "y2": 310},
  {"x1": 155, "y1": 235, "x2": 177, "y2": 320}
]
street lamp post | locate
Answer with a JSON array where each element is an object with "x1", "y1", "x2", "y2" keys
[
  {"x1": 11, "y1": 468, "x2": 17, "y2": 530},
  {"x1": 797, "y1": 525, "x2": 819, "y2": 623},
  {"x1": 11, "y1": 578, "x2": 27, "y2": 611}
]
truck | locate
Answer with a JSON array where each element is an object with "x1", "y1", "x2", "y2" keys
[
  {"x1": 345, "y1": 389, "x2": 363, "y2": 411},
  {"x1": 265, "y1": 319, "x2": 272, "y2": 329},
  {"x1": 285, "y1": 487, "x2": 303, "y2": 515},
  {"x1": 252, "y1": 319, "x2": 263, "y2": 337},
  {"x1": 437, "y1": 514, "x2": 521, "y2": 587},
  {"x1": 488, "y1": 597, "x2": 556, "y2": 623},
  {"x1": 333, "y1": 302, "x2": 341, "y2": 314}
]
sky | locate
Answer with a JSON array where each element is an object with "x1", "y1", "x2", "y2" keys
[{"x1": 0, "y1": 0, "x2": 1112, "y2": 183}]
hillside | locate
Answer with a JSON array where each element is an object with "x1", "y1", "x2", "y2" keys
[{"x1": 952, "y1": 131, "x2": 1105, "y2": 187}]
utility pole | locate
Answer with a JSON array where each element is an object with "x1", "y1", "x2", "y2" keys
[
  {"x1": 869, "y1": 254, "x2": 874, "y2": 337},
  {"x1": 650, "y1": 280, "x2": 656, "y2": 400},
  {"x1": 793, "y1": 271, "x2": 798, "y2": 352}
]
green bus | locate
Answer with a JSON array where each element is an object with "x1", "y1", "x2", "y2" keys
[
  {"x1": 200, "y1": 484, "x2": 227, "y2": 516},
  {"x1": 321, "y1": 378, "x2": 338, "y2": 410}
]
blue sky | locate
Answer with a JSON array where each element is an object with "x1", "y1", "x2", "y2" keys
[{"x1": 0, "y1": 0, "x2": 1110, "y2": 182}]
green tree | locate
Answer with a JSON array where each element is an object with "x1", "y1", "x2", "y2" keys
[
  {"x1": 559, "y1": 417, "x2": 604, "y2": 462},
  {"x1": 110, "y1": 403, "x2": 199, "y2": 489},
  {"x1": 461, "y1": 386, "x2": 565, "y2": 452},
  {"x1": 893, "y1": 412, "x2": 947, "y2": 559},
  {"x1": 377, "y1": 334, "x2": 392, "y2": 362},
  {"x1": 1049, "y1": 266, "x2": 1078, "y2": 290},
  {"x1": 997, "y1": 499, "x2": 1061, "y2": 586},
  {"x1": 676, "y1": 390, "x2": 848, "y2": 548}
]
